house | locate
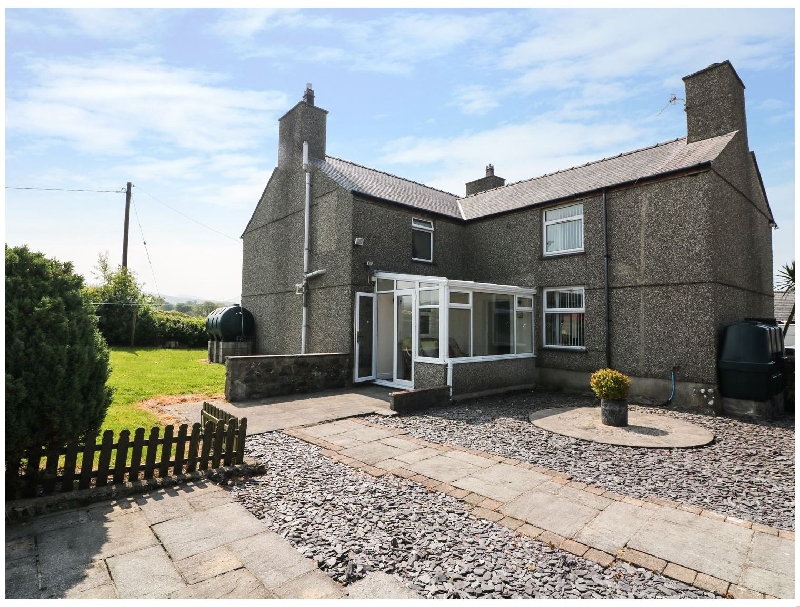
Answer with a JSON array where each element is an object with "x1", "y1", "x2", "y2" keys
[
  {"x1": 239, "y1": 61, "x2": 776, "y2": 409},
  {"x1": 774, "y1": 290, "x2": 795, "y2": 350}
]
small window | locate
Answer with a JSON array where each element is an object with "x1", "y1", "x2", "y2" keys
[
  {"x1": 543, "y1": 203, "x2": 583, "y2": 256},
  {"x1": 543, "y1": 287, "x2": 585, "y2": 349},
  {"x1": 412, "y1": 217, "x2": 434, "y2": 262}
]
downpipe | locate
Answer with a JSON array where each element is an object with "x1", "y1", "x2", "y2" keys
[{"x1": 301, "y1": 142, "x2": 311, "y2": 354}]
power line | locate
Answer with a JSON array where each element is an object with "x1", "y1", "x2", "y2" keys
[
  {"x1": 131, "y1": 193, "x2": 162, "y2": 303},
  {"x1": 134, "y1": 184, "x2": 239, "y2": 241},
  {"x1": 6, "y1": 186, "x2": 126, "y2": 193}
]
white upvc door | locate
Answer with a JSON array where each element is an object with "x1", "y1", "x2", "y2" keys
[
  {"x1": 354, "y1": 292, "x2": 376, "y2": 382},
  {"x1": 393, "y1": 289, "x2": 415, "y2": 389}
]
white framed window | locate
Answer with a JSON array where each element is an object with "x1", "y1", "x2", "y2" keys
[
  {"x1": 543, "y1": 202, "x2": 583, "y2": 256},
  {"x1": 515, "y1": 296, "x2": 534, "y2": 354},
  {"x1": 417, "y1": 287, "x2": 440, "y2": 358},
  {"x1": 412, "y1": 217, "x2": 434, "y2": 262},
  {"x1": 543, "y1": 287, "x2": 585, "y2": 349}
]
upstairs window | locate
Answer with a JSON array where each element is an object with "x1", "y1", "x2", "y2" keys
[
  {"x1": 412, "y1": 218, "x2": 434, "y2": 262},
  {"x1": 543, "y1": 287, "x2": 585, "y2": 349},
  {"x1": 543, "y1": 202, "x2": 583, "y2": 256}
]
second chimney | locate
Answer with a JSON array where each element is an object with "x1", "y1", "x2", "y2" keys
[{"x1": 466, "y1": 164, "x2": 505, "y2": 196}]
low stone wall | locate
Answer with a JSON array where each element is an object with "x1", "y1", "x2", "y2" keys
[
  {"x1": 451, "y1": 357, "x2": 536, "y2": 398},
  {"x1": 390, "y1": 386, "x2": 450, "y2": 414},
  {"x1": 225, "y1": 353, "x2": 352, "y2": 402}
]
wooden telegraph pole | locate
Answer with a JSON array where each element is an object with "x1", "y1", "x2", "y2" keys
[
  {"x1": 121, "y1": 182, "x2": 136, "y2": 346},
  {"x1": 122, "y1": 182, "x2": 132, "y2": 268}
]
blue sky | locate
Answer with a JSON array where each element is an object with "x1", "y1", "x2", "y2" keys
[{"x1": 5, "y1": 8, "x2": 795, "y2": 302}]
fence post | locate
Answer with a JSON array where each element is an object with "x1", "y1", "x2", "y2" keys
[
  {"x1": 199, "y1": 421, "x2": 214, "y2": 471},
  {"x1": 144, "y1": 427, "x2": 160, "y2": 480},
  {"x1": 129, "y1": 427, "x2": 146, "y2": 483},
  {"x1": 223, "y1": 418, "x2": 237, "y2": 467},
  {"x1": 187, "y1": 423, "x2": 201, "y2": 473},
  {"x1": 62, "y1": 440, "x2": 80, "y2": 493},
  {"x1": 173, "y1": 424, "x2": 188, "y2": 475},
  {"x1": 79, "y1": 434, "x2": 97, "y2": 490},
  {"x1": 114, "y1": 430, "x2": 130, "y2": 485},
  {"x1": 236, "y1": 418, "x2": 247, "y2": 464},
  {"x1": 42, "y1": 443, "x2": 61, "y2": 495},
  {"x1": 211, "y1": 420, "x2": 225, "y2": 469},
  {"x1": 159, "y1": 425, "x2": 174, "y2": 478},
  {"x1": 96, "y1": 430, "x2": 114, "y2": 488},
  {"x1": 23, "y1": 446, "x2": 42, "y2": 498}
]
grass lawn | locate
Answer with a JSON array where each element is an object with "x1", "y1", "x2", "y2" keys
[{"x1": 104, "y1": 347, "x2": 225, "y2": 434}]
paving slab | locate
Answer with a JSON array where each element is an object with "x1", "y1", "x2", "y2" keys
[
  {"x1": 174, "y1": 546, "x2": 244, "y2": 584},
  {"x1": 394, "y1": 446, "x2": 442, "y2": 464},
  {"x1": 443, "y1": 449, "x2": 497, "y2": 468},
  {"x1": 152, "y1": 501, "x2": 266, "y2": 560},
  {"x1": 530, "y1": 406, "x2": 714, "y2": 448},
  {"x1": 273, "y1": 568, "x2": 346, "y2": 599},
  {"x1": 739, "y1": 532, "x2": 795, "y2": 598},
  {"x1": 6, "y1": 509, "x2": 91, "y2": 540},
  {"x1": 345, "y1": 571, "x2": 420, "y2": 599},
  {"x1": 627, "y1": 505, "x2": 752, "y2": 583},
  {"x1": 229, "y1": 530, "x2": 318, "y2": 589},
  {"x1": 405, "y1": 454, "x2": 482, "y2": 483},
  {"x1": 106, "y1": 545, "x2": 185, "y2": 599},
  {"x1": 574, "y1": 500, "x2": 656, "y2": 555},
  {"x1": 302, "y1": 419, "x2": 366, "y2": 438},
  {"x1": 453, "y1": 463, "x2": 550, "y2": 503},
  {"x1": 339, "y1": 442, "x2": 409, "y2": 465},
  {"x1": 135, "y1": 489, "x2": 194, "y2": 524},
  {"x1": 5, "y1": 555, "x2": 40, "y2": 599},
  {"x1": 499, "y1": 490, "x2": 602, "y2": 539},
  {"x1": 169, "y1": 568, "x2": 274, "y2": 599},
  {"x1": 535, "y1": 480, "x2": 613, "y2": 511}
]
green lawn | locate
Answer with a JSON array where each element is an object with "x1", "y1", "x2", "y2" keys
[{"x1": 104, "y1": 347, "x2": 225, "y2": 434}]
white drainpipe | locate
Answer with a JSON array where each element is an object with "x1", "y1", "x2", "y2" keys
[{"x1": 301, "y1": 141, "x2": 311, "y2": 354}]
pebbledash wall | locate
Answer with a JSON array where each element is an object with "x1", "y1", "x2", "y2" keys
[{"x1": 240, "y1": 61, "x2": 774, "y2": 409}]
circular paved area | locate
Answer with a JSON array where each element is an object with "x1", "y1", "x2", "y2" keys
[{"x1": 529, "y1": 406, "x2": 714, "y2": 448}]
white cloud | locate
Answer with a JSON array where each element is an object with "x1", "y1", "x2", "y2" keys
[
  {"x1": 452, "y1": 86, "x2": 501, "y2": 115},
  {"x1": 7, "y1": 55, "x2": 288, "y2": 156}
]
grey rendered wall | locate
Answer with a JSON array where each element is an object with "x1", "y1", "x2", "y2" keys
[
  {"x1": 465, "y1": 170, "x2": 721, "y2": 385},
  {"x1": 414, "y1": 361, "x2": 448, "y2": 389},
  {"x1": 450, "y1": 358, "x2": 536, "y2": 396},
  {"x1": 350, "y1": 197, "x2": 469, "y2": 291},
  {"x1": 241, "y1": 166, "x2": 354, "y2": 355}
]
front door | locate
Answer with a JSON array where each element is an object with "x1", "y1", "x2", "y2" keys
[{"x1": 354, "y1": 293, "x2": 376, "y2": 382}]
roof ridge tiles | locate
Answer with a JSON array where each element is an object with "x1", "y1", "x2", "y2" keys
[
  {"x1": 324, "y1": 155, "x2": 459, "y2": 199},
  {"x1": 461, "y1": 136, "x2": 689, "y2": 200}
]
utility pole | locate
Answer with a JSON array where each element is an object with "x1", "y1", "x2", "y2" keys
[{"x1": 122, "y1": 182, "x2": 132, "y2": 268}]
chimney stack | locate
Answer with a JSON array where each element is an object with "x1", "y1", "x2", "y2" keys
[
  {"x1": 278, "y1": 84, "x2": 328, "y2": 168},
  {"x1": 466, "y1": 164, "x2": 505, "y2": 196},
  {"x1": 682, "y1": 60, "x2": 747, "y2": 146}
]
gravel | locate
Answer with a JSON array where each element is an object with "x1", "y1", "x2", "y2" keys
[
  {"x1": 364, "y1": 390, "x2": 795, "y2": 531},
  {"x1": 230, "y1": 432, "x2": 718, "y2": 599}
]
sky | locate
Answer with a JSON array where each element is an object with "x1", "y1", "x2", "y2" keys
[{"x1": 5, "y1": 8, "x2": 795, "y2": 303}]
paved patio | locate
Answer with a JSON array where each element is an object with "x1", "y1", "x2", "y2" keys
[
  {"x1": 5, "y1": 480, "x2": 418, "y2": 599},
  {"x1": 287, "y1": 418, "x2": 795, "y2": 599}
]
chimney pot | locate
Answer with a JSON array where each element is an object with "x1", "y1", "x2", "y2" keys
[
  {"x1": 303, "y1": 84, "x2": 315, "y2": 106},
  {"x1": 486, "y1": 164, "x2": 494, "y2": 177}
]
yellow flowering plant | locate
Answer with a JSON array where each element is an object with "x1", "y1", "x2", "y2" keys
[{"x1": 589, "y1": 368, "x2": 631, "y2": 400}]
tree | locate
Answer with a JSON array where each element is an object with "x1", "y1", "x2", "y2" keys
[
  {"x1": 5, "y1": 245, "x2": 112, "y2": 467},
  {"x1": 85, "y1": 252, "x2": 151, "y2": 346},
  {"x1": 777, "y1": 261, "x2": 795, "y2": 338}
]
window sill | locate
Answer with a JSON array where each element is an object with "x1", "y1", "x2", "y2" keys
[
  {"x1": 411, "y1": 258, "x2": 434, "y2": 264},
  {"x1": 448, "y1": 353, "x2": 536, "y2": 363},
  {"x1": 542, "y1": 250, "x2": 585, "y2": 260},
  {"x1": 541, "y1": 346, "x2": 587, "y2": 352}
]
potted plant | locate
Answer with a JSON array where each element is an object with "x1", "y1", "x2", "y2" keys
[{"x1": 590, "y1": 368, "x2": 631, "y2": 427}]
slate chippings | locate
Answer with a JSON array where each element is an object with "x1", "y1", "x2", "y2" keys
[
  {"x1": 365, "y1": 390, "x2": 795, "y2": 531},
  {"x1": 230, "y1": 432, "x2": 715, "y2": 599}
]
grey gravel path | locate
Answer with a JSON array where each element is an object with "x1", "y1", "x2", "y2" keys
[
  {"x1": 230, "y1": 432, "x2": 719, "y2": 599},
  {"x1": 364, "y1": 390, "x2": 795, "y2": 531}
]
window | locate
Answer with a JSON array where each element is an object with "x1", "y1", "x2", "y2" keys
[
  {"x1": 448, "y1": 291, "x2": 471, "y2": 358},
  {"x1": 543, "y1": 203, "x2": 583, "y2": 255},
  {"x1": 516, "y1": 296, "x2": 534, "y2": 354},
  {"x1": 417, "y1": 287, "x2": 440, "y2": 358},
  {"x1": 543, "y1": 288, "x2": 585, "y2": 349},
  {"x1": 412, "y1": 218, "x2": 434, "y2": 262}
]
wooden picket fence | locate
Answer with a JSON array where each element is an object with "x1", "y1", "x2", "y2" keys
[{"x1": 8, "y1": 412, "x2": 247, "y2": 500}]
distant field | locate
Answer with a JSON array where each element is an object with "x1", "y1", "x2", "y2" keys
[{"x1": 104, "y1": 347, "x2": 225, "y2": 434}]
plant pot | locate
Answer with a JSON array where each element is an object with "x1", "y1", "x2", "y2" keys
[{"x1": 601, "y1": 398, "x2": 628, "y2": 427}]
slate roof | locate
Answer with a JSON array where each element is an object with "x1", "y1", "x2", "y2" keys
[
  {"x1": 774, "y1": 291, "x2": 795, "y2": 324},
  {"x1": 311, "y1": 131, "x2": 737, "y2": 221},
  {"x1": 311, "y1": 156, "x2": 461, "y2": 218}
]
